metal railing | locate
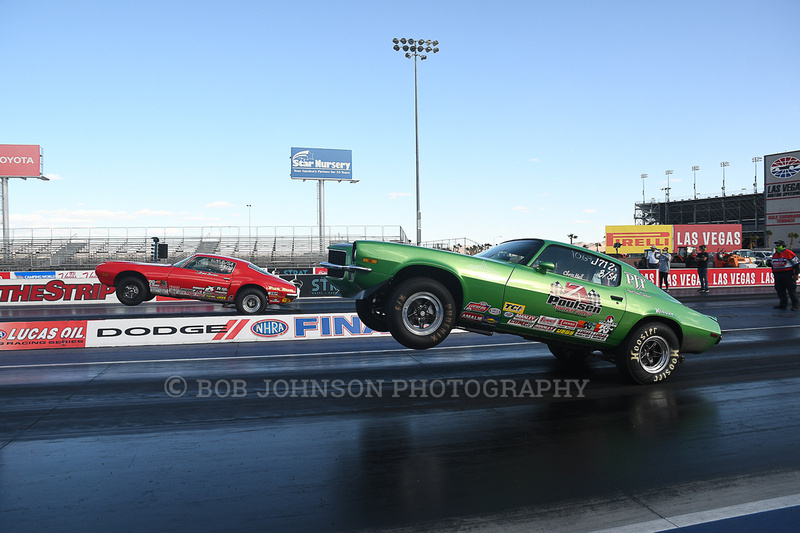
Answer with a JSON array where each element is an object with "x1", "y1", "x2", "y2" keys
[{"x1": 0, "y1": 225, "x2": 409, "y2": 271}]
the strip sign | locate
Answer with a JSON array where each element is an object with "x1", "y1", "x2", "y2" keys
[
  {"x1": 0, "y1": 270, "x2": 338, "y2": 304},
  {"x1": 290, "y1": 147, "x2": 353, "y2": 180}
]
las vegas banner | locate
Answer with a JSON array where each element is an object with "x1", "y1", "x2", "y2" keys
[{"x1": 606, "y1": 224, "x2": 742, "y2": 255}]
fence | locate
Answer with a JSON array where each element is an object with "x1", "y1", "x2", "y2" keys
[{"x1": 0, "y1": 225, "x2": 409, "y2": 271}]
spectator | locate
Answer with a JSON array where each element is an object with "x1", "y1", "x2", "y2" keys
[
  {"x1": 656, "y1": 247, "x2": 672, "y2": 291},
  {"x1": 770, "y1": 240, "x2": 800, "y2": 310},
  {"x1": 696, "y1": 245, "x2": 709, "y2": 293},
  {"x1": 647, "y1": 246, "x2": 659, "y2": 269}
]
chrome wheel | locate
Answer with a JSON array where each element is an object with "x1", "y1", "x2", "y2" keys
[{"x1": 401, "y1": 291, "x2": 444, "y2": 335}]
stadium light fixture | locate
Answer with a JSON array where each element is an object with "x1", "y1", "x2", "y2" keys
[
  {"x1": 392, "y1": 37, "x2": 439, "y2": 246},
  {"x1": 640, "y1": 173, "x2": 648, "y2": 203},
  {"x1": 752, "y1": 156, "x2": 762, "y2": 193},
  {"x1": 664, "y1": 170, "x2": 673, "y2": 202},
  {"x1": 720, "y1": 161, "x2": 730, "y2": 196}
]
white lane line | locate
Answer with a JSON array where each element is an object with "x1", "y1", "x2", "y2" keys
[
  {"x1": 0, "y1": 323, "x2": 791, "y2": 370},
  {"x1": 590, "y1": 493, "x2": 800, "y2": 532},
  {"x1": 0, "y1": 341, "x2": 536, "y2": 370}
]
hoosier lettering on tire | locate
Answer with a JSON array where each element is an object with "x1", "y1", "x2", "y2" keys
[{"x1": 616, "y1": 322, "x2": 680, "y2": 384}]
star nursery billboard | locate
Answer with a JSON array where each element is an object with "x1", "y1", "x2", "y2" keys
[
  {"x1": 290, "y1": 147, "x2": 353, "y2": 180},
  {"x1": 0, "y1": 144, "x2": 42, "y2": 178}
]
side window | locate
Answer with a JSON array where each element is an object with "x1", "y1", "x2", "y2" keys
[
  {"x1": 182, "y1": 257, "x2": 211, "y2": 272},
  {"x1": 533, "y1": 246, "x2": 620, "y2": 287},
  {"x1": 181, "y1": 257, "x2": 235, "y2": 274}
]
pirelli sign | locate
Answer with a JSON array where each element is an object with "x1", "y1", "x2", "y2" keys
[
  {"x1": 605, "y1": 225, "x2": 672, "y2": 255},
  {"x1": 606, "y1": 224, "x2": 742, "y2": 255}
]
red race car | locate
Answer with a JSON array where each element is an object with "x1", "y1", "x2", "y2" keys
[{"x1": 95, "y1": 254, "x2": 298, "y2": 314}]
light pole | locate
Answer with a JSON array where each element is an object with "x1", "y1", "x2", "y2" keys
[
  {"x1": 568, "y1": 233, "x2": 577, "y2": 245},
  {"x1": 664, "y1": 170, "x2": 673, "y2": 202},
  {"x1": 641, "y1": 173, "x2": 648, "y2": 203},
  {"x1": 246, "y1": 204, "x2": 252, "y2": 260},
  {"x1": 393, "y1": 37, "x2": 439, "y2": 246},
  {"x1": 752, "y1": 156, "x2": 762, "y2": 233},
  {"x1": 720, "y1": 161, "x2": 730, "y2": 223},
  {"x1": 692, "y1": 165, "x2": 699, "y2": 223},
  {"x1": 720, "y1": 161, "x2": 729, "y2": 196},
  {"x1": 752, "y1": 156, "x2": 762, "y2": 193}
]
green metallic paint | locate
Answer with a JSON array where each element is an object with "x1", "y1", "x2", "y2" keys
[{"x1": 325, "y1": 239, "x2": 721, "y2": 355}]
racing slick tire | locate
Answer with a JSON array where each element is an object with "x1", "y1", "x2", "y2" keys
[
  {"x1": 235, "y1": 287, "x2": 267, "y2": 315},
  {"x1": 547, "y1": 344, "x2": 591, "y2": 364},
  {"x1": 616, "y1": 322, "x2": 680, "y2": 384},
  {"x1": 386, "y1": 278, "x2": 456, "y2": 350},
  {"x1": 355, "y1": 295, "x2": 389, "y2": 332},
  {"x1": 116, "y1": 276, "x2": 149, "y2": 306}
]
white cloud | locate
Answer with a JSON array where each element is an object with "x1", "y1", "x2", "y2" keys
[{"x1": 135, "y1": 208, "x2": 174, "y2": 217}]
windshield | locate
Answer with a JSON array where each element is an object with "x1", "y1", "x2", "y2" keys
[
  {"x1": 173, "y1": 256, "x2": 192, "y2": 268},
  {"x1": 475, "y1": 239, "x2": 544, "y2": 265}
]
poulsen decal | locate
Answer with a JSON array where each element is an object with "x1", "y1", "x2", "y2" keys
[{"x1": 546, "y1": 281, "x2": 602, "y2": 316}]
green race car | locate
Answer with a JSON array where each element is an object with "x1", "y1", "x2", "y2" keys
[{"x1": 322, "y1": 238, "x2": 721, "y2": 384}]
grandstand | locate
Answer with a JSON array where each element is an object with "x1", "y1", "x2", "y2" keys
[{"x1": 0, "y1": 225, "x2": 409, "y2": 271}]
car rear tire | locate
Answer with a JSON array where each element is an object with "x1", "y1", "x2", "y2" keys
[
  {"x1": 116, "y1": 276, "x2": 148, "y2": 306},
  {"x1": 355, "y1": 295, "x2": 389, "y2": 332},
  {"x1": 616, "y1": 322, "x2": 680, "y2": 384},
  {"x1": 235, "y1": 288, "x2": 266, "y2": 315},
  {"x1": 386, "y1": 278, "x2": 455, "y2": 350}
]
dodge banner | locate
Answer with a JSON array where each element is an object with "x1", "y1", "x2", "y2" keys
[{"x1": 0, "y1": 313, "x2": 390, "y2": 351}]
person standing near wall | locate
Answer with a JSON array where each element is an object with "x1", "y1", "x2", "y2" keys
[
  {"x1": 771, "y1": 240, "x2": 800, "y2": 310},
  {"x1": 656, "y1": 247, "x2": 672, "y2": 291},
  {"x1": 696, "y1": 245, "x2": 709, "y2": 293},
  {"x1": 647, "y1": 246, "x2": 659, "y2": 269}
]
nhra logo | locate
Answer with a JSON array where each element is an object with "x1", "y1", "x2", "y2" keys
[
  {"x1": 771, "y1": 156, "x2": 800, "y2": 179},
  {"x1": 546, "y1": 281, "x2": 602, "y2": 317},
  {"x1": 0, "y1": 330, "x2": 6, "y2": 340},
  {"x1": 251, "y1": 319, "x2": 289, "y2": 337}
]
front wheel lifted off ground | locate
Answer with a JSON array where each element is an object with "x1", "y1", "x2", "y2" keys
[
  {"x1": 116, "y1": 276, "x2": 148, "y2": 306},
  {"x1": 386, "y1": 277, "x2": 456, "y2": 350},
  {"x1": 616, "y1": 322, "x2": 680, "y2": 384}
]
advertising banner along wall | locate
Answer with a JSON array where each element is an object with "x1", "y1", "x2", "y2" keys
[
  {"x1": 0, "y1": 144, "x2": 42, "y2": 177},
  {"x1": 606, "y1": 224, "x2": 743, "y2": 255},
  {"x1": 0, "y1": 313, "x2": 390, "y2": 351}
]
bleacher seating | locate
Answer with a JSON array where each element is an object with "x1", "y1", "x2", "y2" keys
[{"x1": 0, "y1": 225, "x2": 410, "y2": 271}]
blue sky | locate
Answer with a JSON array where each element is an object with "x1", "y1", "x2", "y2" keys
[{"x1": 2, "y1": 0, "x2": 798, "y2": 247}]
